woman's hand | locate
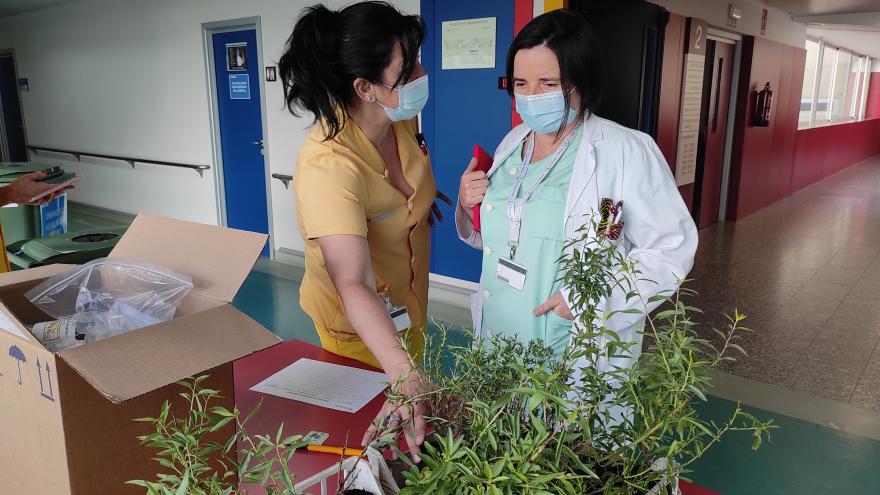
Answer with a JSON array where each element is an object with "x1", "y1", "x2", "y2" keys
[
  {"x1": 0, "y1": 172, "x2": 72, "y2": 207},
  {"x1": 362, "y1": 369, "x2": 428, "y2": 463},
  {"x1": 534, "y1": 292, "x2": 575, "y2": 321},
  {"x1": 458, "y1": 157, "x2": 489, "y2": 210},
  {"x1": 428, "y1": 190, "x2": 454, "y2": 228}
]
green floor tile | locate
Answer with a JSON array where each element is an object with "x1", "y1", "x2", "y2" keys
[
  {"x1": 689, "y1": 396, "x2": 880, "y2": 494},
  {"x1": 232, "y1": 269, "x2": 319, "y2": 345}
]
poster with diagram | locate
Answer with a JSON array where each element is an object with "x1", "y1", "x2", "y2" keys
[{"x1": 442, "y1": 17, "x2": 496, "y2": 70}]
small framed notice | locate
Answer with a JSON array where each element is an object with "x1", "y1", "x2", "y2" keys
[{"x1": 226, "y1": 42, "x2": 247, "y2": 71}]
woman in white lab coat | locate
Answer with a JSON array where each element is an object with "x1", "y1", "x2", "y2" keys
[{"x1": 456, "y1": 9, "x2": 698, "y2": 376}]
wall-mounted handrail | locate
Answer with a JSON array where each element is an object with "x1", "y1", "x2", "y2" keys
[
  {"x1": 27, "y1": 145, "x2": 211, "y2": 177},
  {"x1": 272, "y1": 173, "x2": 293, "y2": 189}
]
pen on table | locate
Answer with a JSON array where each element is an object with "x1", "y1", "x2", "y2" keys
[{"x1": 306, "y1": 444, "x2": 364, "y2": 457}]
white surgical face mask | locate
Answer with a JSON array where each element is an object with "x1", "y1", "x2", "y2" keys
[
  {"x1": 374, "y1": 74, "x2": 429, "y2": 122},
  {"x1": 515, "y1": 89, "x2": 578, "y2": 134}
]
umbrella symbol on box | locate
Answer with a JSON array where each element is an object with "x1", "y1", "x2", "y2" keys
[{"x1": 8, "y1": 345, "x2": 26, "y2": 385}]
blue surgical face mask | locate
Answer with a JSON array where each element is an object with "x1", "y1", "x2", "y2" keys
[
  {"x1": 375, "y1": 74, "x2": 429, "y2": 122},
  {"x1": 515, "y1": 90, "x2": 578, "y2": 134}
]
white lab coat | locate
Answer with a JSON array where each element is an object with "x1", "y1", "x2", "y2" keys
[{"x1": 455, "y1": 114, "x2": 698, "y2": 378}]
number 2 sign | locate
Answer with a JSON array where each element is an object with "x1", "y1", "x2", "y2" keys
[{"x1": 688, "y1": 18, "x2": 708, "y2": 56}]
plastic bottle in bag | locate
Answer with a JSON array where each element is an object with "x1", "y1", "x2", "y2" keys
[{"x1": 31, "y1": 319, "x2": 88, "y2": 353}]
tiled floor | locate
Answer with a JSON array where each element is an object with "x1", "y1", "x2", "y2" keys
[
  {"x1": 689, "y1": 156, "x2": 880, "y2": 411},
  {"x1": 689, "y1": 396, "x2": 880, "y2": 494}
]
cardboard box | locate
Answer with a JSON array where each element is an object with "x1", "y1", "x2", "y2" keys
[{"x1": 0, "y1": 214, "x2": 281, "y2": 494}]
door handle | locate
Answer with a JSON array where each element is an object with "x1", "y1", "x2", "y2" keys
[{"x1": 251, "y1": 139, "x2": 263, "y2": 146}]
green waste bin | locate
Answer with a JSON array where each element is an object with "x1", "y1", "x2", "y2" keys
[
  {"x1": 0, "y1": 203, "x2": 39, "y2": 245},
  {"x1": 6, "y1": 226, "x2": 128, "y2": 270},
  {"x1": 0, "y1": 162, "x2": 54, "y2": 183}
]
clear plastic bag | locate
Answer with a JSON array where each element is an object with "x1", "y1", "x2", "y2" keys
[{"x1": 26, "y1": 258, "x2": 193, "y2": 348}]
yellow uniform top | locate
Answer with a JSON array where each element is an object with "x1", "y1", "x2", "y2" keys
[{"x1": 294, "y1": 117, "x2": 436, "y2": 346}]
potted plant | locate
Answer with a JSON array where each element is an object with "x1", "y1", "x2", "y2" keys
[
  {"x1": 131, "y1": 223, "x2": 774, "y2": 495},
  {"x1": 376, "y1": 223, "x2": 775, "y2": 494}
]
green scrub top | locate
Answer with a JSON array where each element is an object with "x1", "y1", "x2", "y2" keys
[{"x1": 479, "y1": 126, "x2": 582, "y2": 356}]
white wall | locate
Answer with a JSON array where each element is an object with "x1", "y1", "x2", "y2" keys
[
  {"x1": 651, "y1": 0, "x2": 807, "y2": 47},
  {"x1": 0, "y1": 0, "x2": 418, "y2": 253}
]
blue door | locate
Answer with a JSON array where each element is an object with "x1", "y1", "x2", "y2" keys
[
  {"x1": 421, "y1": 0, "x2": 514, "y2": 282},
  {"x1": 212, "y1": 29, "x2": 270, "y2": 255}
]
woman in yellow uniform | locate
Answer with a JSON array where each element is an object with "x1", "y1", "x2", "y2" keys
[{"x1": 279, "y1": 1, "x2": 441, "y2": 459}]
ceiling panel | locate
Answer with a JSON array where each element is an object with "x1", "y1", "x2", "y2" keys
[
  {"x1": 0, "y1": 0, "x2": 82, "y2": 18},
  {"x1": 763, "y1": 0, "x2": 880, "y2": 16}
]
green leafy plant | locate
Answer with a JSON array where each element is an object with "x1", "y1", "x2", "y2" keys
[
  {"x1": 131, "y1": 219, "x2": 776, "y2": 495},
  {"x1": 128, "y1": 376, "x2": 307, "y2": 495},
  {"x1": 384, "y1": 221, "x2": 776, "y2": 494}
]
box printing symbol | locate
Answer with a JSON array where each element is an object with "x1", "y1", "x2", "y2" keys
[
  {"x1": 37, "y1": 356, "x2": 56, "y2": 401},
  {"x1": 9, "y1": 345, "x2": 26, "y2": 385}
]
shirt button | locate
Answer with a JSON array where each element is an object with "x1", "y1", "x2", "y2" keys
[
  {"x1": 484, "y1": 246, "x2": 492, "y2": 255},
  {"x1": 483, "y1": 290, "x2": 491, "y2": 299},
  {"x1": 485, "y1": 203, "x2": 494, "y2": 212},
  {"x1": 509, "y1": 167, "x2": 518, "y2": 176}
]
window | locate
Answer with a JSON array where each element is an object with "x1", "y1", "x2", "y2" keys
[
  {"x1": 829, "y1": 50, "x2": 852, "y2": 120},
  {"x1": 846, "y1": 56, "x2": 864, "y2": 117},
  {"x1": 858, "y1": 58, "x2": 872, "y2": 119},
  {"x1": 800, "y1": 40, "x2": 872, "y2": 128},
  {"x1": 815, "y1": 45, "x2": 836, "y2": 121},
  {"x1": 799, "y1": 40, "x2": 820, "y2": 124}
]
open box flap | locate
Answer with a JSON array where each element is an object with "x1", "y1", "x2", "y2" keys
[
  {"x1": 0, "y1": 265, "x2": 73, "y2": 345},
  {"x1": 57, "y1": 305, "x2": 281, "y2": 403},
  {"x1": 0, "y1": 300, "x2": 38, "y2": 345},
  {"x1": 0, "y1": 263, "x2": 72, "y2": 286},
  {"x1": 108, "y1": 214, "x2": 268, "y2": 303}
]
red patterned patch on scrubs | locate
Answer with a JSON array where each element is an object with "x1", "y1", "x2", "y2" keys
[{"x1": 598, "y1": 198, "x2": 624, "y2": 240}]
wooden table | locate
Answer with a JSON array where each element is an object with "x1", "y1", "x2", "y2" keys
[{"x1": 234, "y1": 340, "x2": 719, "y2": 495}]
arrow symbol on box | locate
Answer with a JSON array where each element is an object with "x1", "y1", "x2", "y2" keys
[{"x1": 37, "y1": 357, "x2": 55, "y2": 402}]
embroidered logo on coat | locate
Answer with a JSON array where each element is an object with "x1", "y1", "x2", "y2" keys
[{"x1": 598, "y1": 198, "x2": 624, "y2": 240}]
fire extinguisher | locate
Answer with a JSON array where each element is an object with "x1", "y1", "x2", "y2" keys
[{"x1": 753, "y1": 82, "x2": 772, "y2": 127}]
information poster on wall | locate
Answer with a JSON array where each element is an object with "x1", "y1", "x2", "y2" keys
[
  {"x1": 442, "y1": 17, "x2": 496, "y2": 70},
  {"x1": 675, "y1": 18, "x2": 708, "y2": 187},
  {"x1": 229, "y1": 74, "x2": 251, "y2": 100}
]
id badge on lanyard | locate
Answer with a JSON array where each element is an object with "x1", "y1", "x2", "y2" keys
[
  {"x1": 496, "y1": 257, "x2": 527, "y2": 291},
  {"x1": 381, "y1": 290, "x2": 411, "y2": 332},
  {"x1": 497, "y1": 125, "x2": 580, "y2": 292}
]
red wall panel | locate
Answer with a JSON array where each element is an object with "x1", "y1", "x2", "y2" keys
[
  {"x1": 511, "y1": 0, "x2": 534, "y2": 127},
  {"x1": 727, "y1": 38, "x2": 807, "y2": 221},
  {"x1": 792, "y1": 119, "x2": 880, "y2": 192},
  {"x1": 655, "y1": 14, "x2": 691, "y2": 210},
  {"x1": 867, "y1": 73, "x2": 880, "y2": 119},
  {"x1": 656, "y1": 14, "x2": 685, "y2": 168}
]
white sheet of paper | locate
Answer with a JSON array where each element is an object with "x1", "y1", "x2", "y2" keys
[{"x1": 250, "y1": 358, "x2": 388, "y2": 413}]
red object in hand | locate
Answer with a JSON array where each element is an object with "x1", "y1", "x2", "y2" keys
[{"x1": 472, "y1": 145, "x2": 493, "y2": 232}]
